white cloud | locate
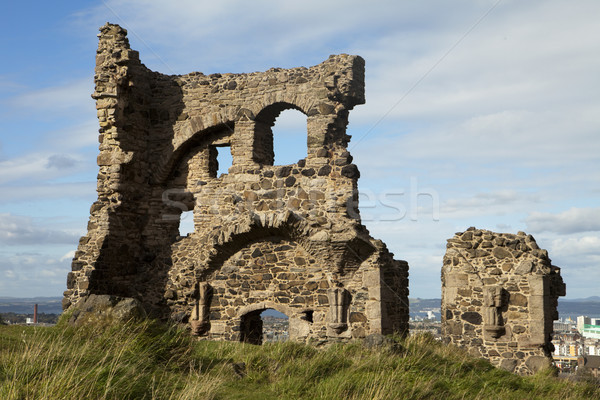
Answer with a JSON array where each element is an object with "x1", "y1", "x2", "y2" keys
[
  {"x1": 546, "y1": 234, "x2": 600, "y2": 298},
  {"x1": 526, "y1": 208, "x2": 600, "y2": 234},
  {"x1": 39, "y1": 268, "x2": 65, "y2": 278},
  {"x1": 0, "y1": 182, "x2": 96, "y2": 204},
  {"x1": 46, "y1": 154, "x2": 78, "y2": 169},
  {"x1": 0, "y1": 152, "x2": 86, "y2": 185},
  {"x1": 442, "y1": 190, "x2": 541, "y2": 219},
  {"x1": 0, "y1": 252, "x2": 71, "y2": 297},
  {"x1": 0, "y1": 213, "x2": 82, "y2": 245},
  {"x1": 355, "y1": 1, "x2": 600, "y2": 120},
  {"x1": 551, "y1": 235, "x2": 600, "y2": 256},
  {"x1": 0, "y1": 75, "x2": 25, "y2": 93},
  {"x1": 91, "y1": 0, "x2": 471, "y2": 73},
  {"x1": 60, "y1": 250, "x2": 76, "y2": 263},
  {"x1": 3, "y1": 78, "x2": 94, "y2": 118}
]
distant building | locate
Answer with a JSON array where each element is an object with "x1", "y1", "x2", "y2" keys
[
  {"x1": 577, "y1": 355, "x2": 600, "y2": 378},
  {"x1": 553, "y1": 320, "x2": 573, "y2": 332},
  {"x1": 569, "y1": 343, "x2": 583, "y2": 356},
  {"x1": 577, "y1": 316, "x2": 600, "y2": 339},
  {"x1": 587, "y1": 342, "x2": 600, "y2": 356}
]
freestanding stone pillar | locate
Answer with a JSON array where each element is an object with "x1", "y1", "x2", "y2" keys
[{"x1": 441, "y1": 228, "x2": 565, "y2": 375}]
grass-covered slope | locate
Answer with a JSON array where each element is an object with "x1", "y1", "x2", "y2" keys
[{"x1": 1, "y1": 318, "x2": 598, "y2": 400}]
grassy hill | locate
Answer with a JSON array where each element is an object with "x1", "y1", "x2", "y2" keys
[{"x1": 1, "y1": 317, "x2": 598, "y2": 400}]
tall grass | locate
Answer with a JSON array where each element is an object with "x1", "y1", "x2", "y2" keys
[
  {"x1": 1, "y1": 318, "x2": 598, "y2": 400},
  {"x1": 0, "y1": 318, "x2": 222, "y2": 399}
]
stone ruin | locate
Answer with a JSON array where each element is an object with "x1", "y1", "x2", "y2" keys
[
  {"x1": 62, "y1": 23, "x2": 409, "y2": 344},
  {"x1": 441, "y1": 228, "x2": 565, "y2": 375},
  {"x1": 63, "y1": 23, "x2": 566, "y2": 374}
]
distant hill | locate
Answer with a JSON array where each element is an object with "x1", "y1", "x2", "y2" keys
[
  {"x1": 0, "y1": 297, "x2": 63, "y2": 315},
  {"x1": 1, "y1": 296, "x2": 598, "y2": 320},
  {"x1": 558, "y1": 297, "x2": 600, "y2": 319},
  {"x1": 408, "y1": 297, "x2": 600, "y2": 320},
  {"x1": 561, "y1": 296, "x2": 600, "y2": 303},
  {"x1": 409, "y1": 298, "x2": 441, "y2": 308}
]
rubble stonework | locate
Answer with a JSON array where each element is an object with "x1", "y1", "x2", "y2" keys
[
  {"x1": 441, "y1": 228, "x2": 566, "y2": 375},
  {"x1": 62, "y1": 23, "x2": 409, "y2": 344}
]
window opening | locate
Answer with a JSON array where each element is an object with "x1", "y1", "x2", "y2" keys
[
  {"x1": 240, "y1": 308, "x2": 289, "y2": 344},
  {"x1": 301, "y1": 310, "x2": 314, "y2": 323},
  {"x1": 215, "y1": 145, "x2": 233, "y2": 177},
  {"x1": 261, "y1": 309, "x2": 289, "y2": 343},
  {"x1": 272, "y1": 109, "x2": 307, "y2": 166},
  {"x1": 178, "y1": 210, "x2": 194, "y2": 236}
]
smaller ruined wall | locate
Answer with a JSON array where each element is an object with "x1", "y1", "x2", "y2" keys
[{"x1": 441, "y1": 228, "x2": 565, "y2": 375}]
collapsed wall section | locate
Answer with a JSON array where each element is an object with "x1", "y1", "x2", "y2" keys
[{"x1": 441, "y1": 228, "x2": 565, "y2": 375}]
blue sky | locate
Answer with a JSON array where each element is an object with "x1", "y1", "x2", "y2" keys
[{"x1": 1, "y1": 0, "x2": 599, "y2": 300}]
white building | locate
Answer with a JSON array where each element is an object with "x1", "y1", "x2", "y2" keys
[{"x1": 577, "y1": 316, "x2": 600, "y2": 339}]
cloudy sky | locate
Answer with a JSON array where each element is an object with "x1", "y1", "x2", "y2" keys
[{"x1": 1, "y1": 0, "x2": 598, "y2": 300}]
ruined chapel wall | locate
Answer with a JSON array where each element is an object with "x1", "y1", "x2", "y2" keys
[
  {"x1": 164, "y1": 229, "x2": 406, "y2": 343},
  {"x1": 64, "y1": 23, "x2": 409, "y2": 344},
  {"x1": 441, "y1": 228, "x2": 565, "y2": 375}
]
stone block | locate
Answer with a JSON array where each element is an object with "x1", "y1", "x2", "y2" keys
[
  {"x1": 500, "y1": 359, "x2": 518, "y2": 372},
  {"x1": 445, "y1": 320, "x2": 463, "y2": 335},
  {"x1": 366, "y1": 301, "x2": 382, "y2": 320},
  {"x1": 509, "y1": 293, "x2": 528, "y2": 307},
  {"x1": 492, "y1": 247, "x2": 512, "y2": 259},
  {"x1": 514, "y1": 260, "x2": 534, "y2": 275},
  {"x1": 528, "y1": 275, "x2": 548, "y2": 296},
  {"x1": 525, "y1": 356, "x2": 551, "y2": 373},
  {"x1": 461, "y1": 312, "x2": 482, "y2": 325},
  {"x1": 445, "y1": 273, "x2": 468, "y2": 288}
]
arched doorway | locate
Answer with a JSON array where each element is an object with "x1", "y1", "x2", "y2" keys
[{"x1": 240, "y1": 308, "x2": 289, "y2": 345}]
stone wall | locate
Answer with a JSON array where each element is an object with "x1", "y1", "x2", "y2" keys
[
  {"x1": 63, "y1": 23, "x2": 409, "y2": 344},
  {"x1": 441, "y1": 228, "x2": 565, "y2": 375}
]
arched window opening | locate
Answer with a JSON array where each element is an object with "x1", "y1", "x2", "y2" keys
[
  {"x1": 272, "y1": 109, "x2": 307, "y2": 166},
  {"x1": 253, "y1": 103, "x2": 307, "y2": 166},
  {"x1": 168, "y1": 122, "x2": 234, "y2": 183},
  {"x1": 178, "y1": 210, "x2": 194, "y2": 236},
  {"x1": 240, "y1": 308, "x2": 289, "y2": 344}
]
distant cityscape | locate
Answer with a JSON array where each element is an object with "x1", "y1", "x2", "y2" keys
[
  {"x1": 552, "y1": 316, "x2": 600, "y2": 376},
  {"x1": 262, "y1": 316, "x2": 289, "y2": 342}
]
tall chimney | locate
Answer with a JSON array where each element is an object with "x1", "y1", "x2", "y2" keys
[{"x1": 34, "y1": 304, "x2": 38, "y2": 324}]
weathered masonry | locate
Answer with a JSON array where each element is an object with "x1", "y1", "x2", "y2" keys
[
  {"x1": 63, "y1": 23, "x2": 409, "y2": 344},
  {"x1": 441, "y1": 228, "x2": 565, "y2": 375}
]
